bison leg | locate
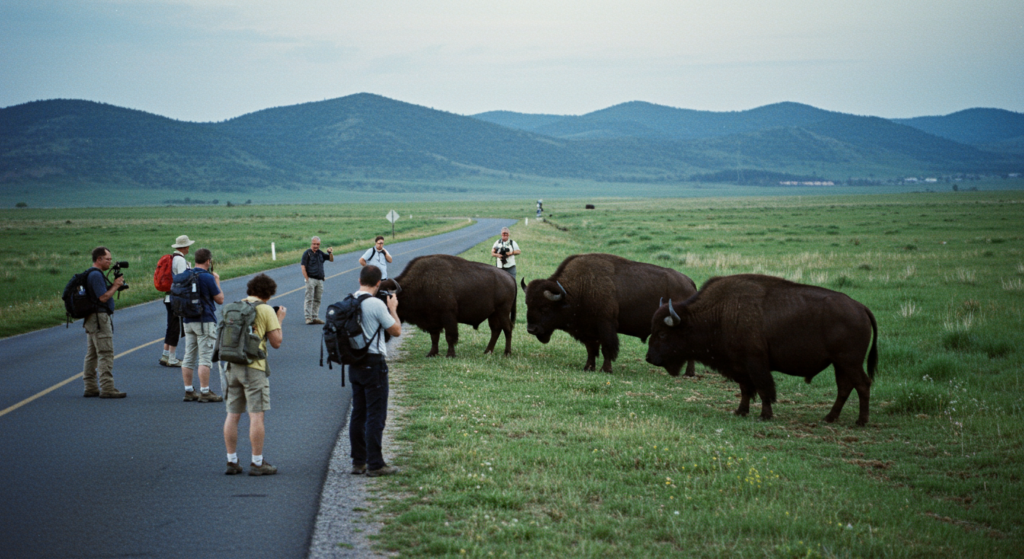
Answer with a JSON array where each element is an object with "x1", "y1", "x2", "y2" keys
[
  {"x1": 426, "y1": 330, "x2": 442, "y2": 358},
  {"x1": 756, "y1": 389, "x2": 774, "y2": 421},
  {"x1": 583, "y1": 340, "x2": 599, "y2": 371},
  {"x1": 483, "y1": 315, "x2": 501, "y2": 355},
  {"x1": 827, "y1": 364, "x2": 872, "y2": 426},
  {"x1": 598, "y1": 325, "x2": 619, "y2": 374},
  {"x1": 484, "y1": 314, "x2": 513, "y2": 356},
  {"x1": 684, "y1": 360, "x2": 696, "y2": 377},
  {"x1": 443, "y1": 318, "x2": 459, "y2": 358},
  {"x1": 734, "y1": 382, "x2": 754, "y2": 417}
]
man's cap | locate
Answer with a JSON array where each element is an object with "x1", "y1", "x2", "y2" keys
[{"x1": 171, "y1": 235, "x2": 196, "y2": 248}]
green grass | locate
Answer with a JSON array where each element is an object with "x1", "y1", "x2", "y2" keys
[
  {"x1": 0, "y1": 204, "x2": 471, "y2": 338},
  {"x1": 367, "y1": 191, "x2": 1023, "y2": 557}
]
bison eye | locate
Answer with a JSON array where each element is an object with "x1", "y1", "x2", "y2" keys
[{"x1": 658, "y1": 332, "x2": 667, "y2": 339}]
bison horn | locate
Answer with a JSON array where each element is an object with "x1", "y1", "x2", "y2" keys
[
  {"x1": 543, "y1": 289, "x2": 562, "y2": 301},
  {"x1": 659, "y1": 297, "x2": 664, "y2": 308},
  {"x1": 392, "y1": 279, "x2": 402, "y2": 294},
  {"x1": 664, "y1": 298, "x2": 681, "y2": 327},
  {"x1": 556, "y1": 281, "x2": 568, "y2": 299}
]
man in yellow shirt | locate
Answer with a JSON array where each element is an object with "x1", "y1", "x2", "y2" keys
[{"x1": 222, "y1": 273, "x2": 286, "y2": 476}]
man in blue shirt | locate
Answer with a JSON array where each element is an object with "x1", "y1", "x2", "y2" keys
[
  {"x1": 359, "y1": 236, "x2": 393, "y2": 280},
  {"x1": 82, "y1": 247, "x2": 126, "y2": 398},
  {"x1": 180, "y1": 248, "x2": 225, "y2": 403}
]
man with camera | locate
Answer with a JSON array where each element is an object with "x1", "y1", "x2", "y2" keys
[
  {"x1": 82, "y1": 247, "x2": 127, "y2": 398},
  {"x1": 223, "y1": 273, "x2": 286, "y2": 476},
  {"x1": 301, "y1": 236, "x2": 334, "y2": 325},
  {"x1": 349, "y1": 265, "x2": 402, "y2": 477},
  {"x1": 359, "y1": 236, "x2": 392, "y2": 280},
  {"x1": 490, "y1": 227, "x2": 521, "y2": 279},
  {"x1": 180, "y1": 248, "x2": 225, "y2": 403}
]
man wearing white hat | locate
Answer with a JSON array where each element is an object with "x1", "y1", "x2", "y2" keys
[{"x1": 160, "y1": 235, "x2": 194, "y2": 367}]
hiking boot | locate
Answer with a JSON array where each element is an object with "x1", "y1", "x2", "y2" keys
[
  {"x1": 311, "y1": 318, "x2": 325, "y2": 325},
  {"x1": 159, "y1": 355, "x2": 169, "y2": 366},
  {"x1": 366, "y1": 465, "x2": 400, "y2": 477},
  {"x1": 198, "y1": 391, "x2": 223, "y2": 403},
  {"x1": 183, "y1": 390, "x2": 199, "y2": 402},
  {"x1": 249, "y1": 462, "x2": 277, "y2": 476},
  {"x1": 225, "y1": 461, "x2": 244, "y2": 475},
  {"x1": 166, "y1": 357, "x2": 182, "y2": 367},
  {"x1": 350, "y1": 464, "x2": 367, "y2": 475},
  {"x1": 83, "y1": 389, "x2": 100, "y2": 398},
  {"x1": 305, "y1": 319, "x2": 314, "y2": 325},
  {"x1": 99, "y1": 389, "x2": 127, "y2": 399}
]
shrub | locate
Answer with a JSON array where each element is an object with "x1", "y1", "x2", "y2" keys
[
  {"x1": 885, "y1": 381, "x2": 949, "y2": 415},
  {"x1": 653, "y1": 252, "x2": 673, "y2": 261},
  {"x1": 916, "y1": 354, "x2": 959, "y2": 380},
  {"x1": 978, "y1": 338, "x2": 1014, "y2": 359},
  {"x1": 941, "y1": 330, "x2": 976, "y2": 352},
  {"x1": 832, "y1": 275, "x2": 856, "y2": 289}
]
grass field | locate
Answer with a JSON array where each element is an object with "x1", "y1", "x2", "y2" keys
[
  {"x1": 0, "y1": 204, "x2": 471, "y2": 338},
  {"x1": 2, "y1": 192, "x2": 1022, "y2": 556},
  {"x1": 362, "y1": 191, "x2": 1023, "y2": 557}
]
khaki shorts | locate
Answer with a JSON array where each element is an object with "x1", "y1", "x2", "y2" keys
[
  {"x1": 182, "y1": 321, "x2": 216, "y2": 370},
  {"x1": 224, "y1": 363, "x2": 270, "y2": 414}
]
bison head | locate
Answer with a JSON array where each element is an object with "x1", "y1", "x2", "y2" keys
[
  {"x1": 646, "y1": 298, "x2": 688, "y2": 376},
  {"x1": 521, "y1": 277, "x2": 570, "y2": 344}
]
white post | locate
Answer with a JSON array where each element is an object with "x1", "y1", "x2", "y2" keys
[
  {"x1": 526, "y1": 218, "x2": 529, "y2": 226},
  {"x1": 271, "y1": 242, "x2": 276, "y2": 261}
]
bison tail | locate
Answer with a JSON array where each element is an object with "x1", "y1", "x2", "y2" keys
[
  {"x1": 866, "y1": 307, "x2": 879, "y2": 380},
  {"x1": 511, "y1": 289, "x2": 517, "y2": 325}
]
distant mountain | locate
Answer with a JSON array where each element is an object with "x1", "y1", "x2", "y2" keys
[
  {"x1": 892, "y1": 108, "x2": 1024, "y2": 146},
  {"x1": 1, "y1": 94, "x2": 1020, "y2": 193},
  {"x1": 472, "y1": 111, "x2": 567, "y2": 131}
]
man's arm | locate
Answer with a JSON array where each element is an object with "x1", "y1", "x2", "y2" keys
[
  {"x1": 267, "y1": 306, "x2": 286, "y2": 348},
  {"x1": 211, "y1": 272, "x2": 225, "y2": 304},
  {"x1": 511, "y1": 241, "x2": 521, "y2": 256},
  {"x1": 326, "y1": 248, "x2": 334, "y2": 262},
  {"x1": 384, "y1": 250, "x2": 392, "y2": 263},
  {"x1": 96, "y1": 276, "x2": 123, "y2": 303},
  {"x1": 385, "y1": 295, "x2": 401, "y2": 337},
  {"x1": 301, "y1": 265, "x2": 309, "y2": 281}
]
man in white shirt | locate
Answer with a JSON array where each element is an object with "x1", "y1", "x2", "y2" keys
[
  {"x1": 490, "y1": 227, "x2": 521, "y2": 279},
  {"x1": 160, "y1": 235, "x2": 193, "y2": 367},
  {"x1": 348, "y1": 265, "x2": 402, "y2": 477},
  {"x1": 359, "y1": 236, "x2": 393, "y2": 280}
]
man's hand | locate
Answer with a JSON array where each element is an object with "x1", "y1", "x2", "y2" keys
[
  {"x1": 276, "y1": 306, "x2": 287, "y2": 321},
  {"x1": 212, "y1": 271, "x2": 220, "y2": 281},
  {"x1": 387, "y1": 293, "x2": 399, "y2": 313},
  {"x1": 112, "y1": 276, "x2": 125, "y2": 289}
]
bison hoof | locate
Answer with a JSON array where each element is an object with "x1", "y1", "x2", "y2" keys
[
  {"x1": 483, "y1": 349, "x2": 494, "y2": 355},
  {"x1": 856, "y1": 418, "x2": 868, "y2": 427},
  {"x1": 733, "y1": 409, "x2": 749, "y2": 417},
  {"x1": 504, "y1": 350, "x2": 512, "y2": 356},
  {"x1": 583, "y1": 365, "x2": 596, "y2": 372},
  {"x1": 823, "y1": 414, "x2": 837, "y2": 424},
  {"x1": 756, "y1": 415, "x2": 773, "y2": 422},
  {"x1": 425, "y1": 351, "x2": 438, "y2": 358}
]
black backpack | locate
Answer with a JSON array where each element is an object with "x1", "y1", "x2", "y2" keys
[
  {"x1": 320, "y1": 293, "x2": 381, "y2": 386},
  {"x1": 62, "y1": 268, "x2": 108, "y2": 325},
  {"x1": 170, "y1": 269, "x2": 205, "y2": 319}
]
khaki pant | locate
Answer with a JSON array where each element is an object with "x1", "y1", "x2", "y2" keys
[
  {"x1": 305, "y1": 278, "x2": 324, "y2": 322},
  {"x1": 224, "y1": 363, "x2": 270, "y2": 413},
  {"x1": 182, "y1": 321, "x2": 216, "y2": 370},
  {"x1": 83, "y1": 313, "x2": 115, "y2": 392}
]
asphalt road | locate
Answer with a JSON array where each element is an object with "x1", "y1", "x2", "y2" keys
[{"x1": 0, "y1": 217, "x2": 514, "y2": 559}]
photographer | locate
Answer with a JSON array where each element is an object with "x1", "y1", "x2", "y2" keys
[
  {"x1": 81, "y1": 247, "x2": 127, "y2": 398},
  {"x1": 301, "y1": 236, "x2": 334, "y2": 325},
  {"x1": 359, "y1": 236, "x2": 392, "y2": 280},
  {"x1": 490, "y1": 227, "x2": 521, "y2": 279},
  {"x1": 349, "y1": 265, "x2": 401, "y2": 477},
  {"x1": 180, "y1": 248, "x2": 224, "y2": 403}
]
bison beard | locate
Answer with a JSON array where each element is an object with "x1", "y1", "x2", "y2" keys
[
  {"x1": 646, "y1": 274, "x2": 879, "y2": 426},
  {"x1": 521, "y1": 253, "x2": 697, "y2": 375},
  {"x1": 379, "y1": 255, "x2": 516, "y2": 358}
]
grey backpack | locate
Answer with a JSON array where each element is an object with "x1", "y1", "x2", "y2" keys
[{"x1": 216, "y1": 300, "x2": 268, "y2": 369}]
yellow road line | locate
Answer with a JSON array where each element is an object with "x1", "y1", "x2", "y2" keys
[{"x1": 0, "y1": 228, "x2": 481, "y2": 419}]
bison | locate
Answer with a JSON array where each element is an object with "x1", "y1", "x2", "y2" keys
[
  {"x1": 645, "y1": 274, "x2": 878, "y2": 425},
  {"x1": 379, "y1": 254, "x2": 516, "y2": 358},
  {"x1": 521, "y1": 253, "x2": 697, "y2": 374}
]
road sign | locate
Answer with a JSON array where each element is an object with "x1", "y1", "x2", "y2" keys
[{"x1": 386, "y1": 210, "x2": 399, "y2": 237}]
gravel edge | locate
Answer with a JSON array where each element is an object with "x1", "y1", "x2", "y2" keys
[{"x1": 307, "y1": 327, "x2": 414, "y2": 559}]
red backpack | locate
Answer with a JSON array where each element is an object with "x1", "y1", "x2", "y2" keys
[{"x1": 154, "y1": 254, "x2": 174, "y2": 292}]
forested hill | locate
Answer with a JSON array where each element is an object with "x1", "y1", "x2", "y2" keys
[{"x1": 1, "y1": 94, "x2": 1020, "y2": 192}]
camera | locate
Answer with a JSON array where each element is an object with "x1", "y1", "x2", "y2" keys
[
  {"x1": 376, "y1": 289, "x2": 394, "y2": 304},
  {"x1": 497, "y1": 246, "x2": 511, "y2": 265},
  {"x1": 112, "y1": 261, "x2": 130, "y2": 291}
]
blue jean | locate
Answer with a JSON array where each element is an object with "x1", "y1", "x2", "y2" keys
[{"x1": 349, "y1": 357, "x2": 389, "y2": 470}]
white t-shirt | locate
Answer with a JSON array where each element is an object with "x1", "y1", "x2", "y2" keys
[
  {"x1": 492, "y1": 239, "x2": 519, "y2": 269},
  {"x1": 353, "y1": 291, "x2": 396, "y2": 357},
  {"x1": 361, "y1": 248, "x2": 389, "y2": 279},
  {"x1": 164, "y1": 251, "x2": 190, "y2": 303}
]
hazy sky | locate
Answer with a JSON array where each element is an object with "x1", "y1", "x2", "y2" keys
[{"x1": 2, "y1": 0, "x2": 1022, "y2": 122}]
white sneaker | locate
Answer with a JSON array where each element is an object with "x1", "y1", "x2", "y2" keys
[{"x1": 166, "y1": 357, "x2": 182, "y2": 367}]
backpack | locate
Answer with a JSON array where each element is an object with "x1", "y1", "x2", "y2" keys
[
  {"x1": 215, "y1": 300, "x2": 268, "y2": 368},
  {"x1": 320, "y1": 293, "x2": 381, "y2": 386},
  {"x1": 169, "y1": 269, "x2": 205, "y2": 319},
  {"x1": 153, "y1": 254, "x2": 174, "y2": 292},
  {"x1": 61, "y1": 268, "x2": 108, "y2": 325}
]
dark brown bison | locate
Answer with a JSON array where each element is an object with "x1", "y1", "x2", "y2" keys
[
  {"x1": 379, "y1": 254, "x2": 516, "y2": 358},
  {"x1": 645, "y1": 274, "x2": 878, "y2": 425},
  {"x1": 521, "y1": 253, "x2": 697, "y2": 374}
]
